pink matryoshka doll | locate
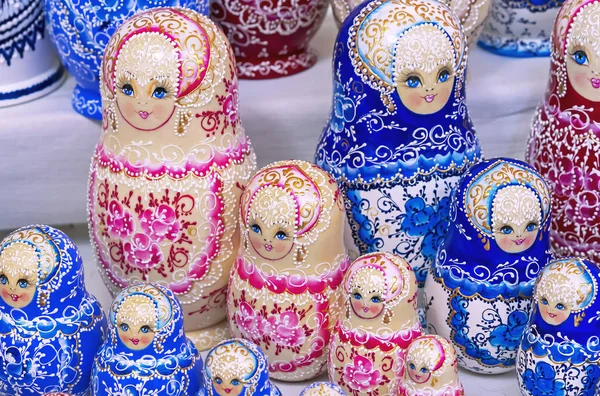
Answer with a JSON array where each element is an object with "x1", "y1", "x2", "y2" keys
[
  {"x1": 328, "y1": 252, "x2": 422, "y2": 396},
  {"x1": 88, "y1": 7, "x2": 256, "y2": 351},
  {"x1": 527, "y1": 0, "x2": 600, "y2": 263},
  {"x1": 227, "y1": 160, "x2": 349, "y2": 381},
  {"x1": 401, "y1": 335, "x2": 464, "y2": 396}
]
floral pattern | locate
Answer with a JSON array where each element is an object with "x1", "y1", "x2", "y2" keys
[
  {"x1": 401, "y1": 196, "x2": 451, "y2": 262},
  {"x1": 521, "y1": 361, "x2": 566, "y2": 396},
  {"x1": 489, "y1": 310, "x2": 529, "y2": 351},
  {"x1": 106, "y1": 200, "x2": 134, "y2": 239},
  {"x1": 123, "y1": 233, "x2": 163, "y2": 270},
  {"x1": 139, "y1": 204, "x2": 182, "y2": 243},
  {"x1": 342, "y1": 354, "x2": 384, "y2": 392}
]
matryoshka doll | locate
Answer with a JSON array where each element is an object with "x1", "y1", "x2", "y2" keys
[
  {"x1": 0, "y1": 225, "x2": 107, "y2": 395},
  {"x1": 527, "y1": 0, "x2": 600, "y2": 262},
  {"x1": 517, "y1": 258, "x2": 600, "y2": 395},
  {"x1": 425, "y1": 158, "x2": 553, "y2": 373},
  {"x1": 300, "y1": 382, "x2": 347, "y2": 395},
  {"x1": 400, "y1": 335, "x2": 464, "y2": 396},
  {"x1": 477, "y1": 0, "x2": 563, "y2": 56},
  {"x1": 89, "y1": 7, "x2": 256, "y2": 351},
  {"x1": 227, "y1": 160, "x2": 349, "y2": 381},
  {"x1": 204, "y1": 338, "x2": 281, "y2": 395},
  {"x1": 328, "y1": 252, "x2": 422, "y2": 395},
  {"x1": 93, "y1": 283, "x2": 206, "y2": 395},
  {"x1": 210, "y1": 0, "x2": 328, "y2": 79},
  {"x1": 315, "y1": 0, "x2": 482, "y2": 319}
]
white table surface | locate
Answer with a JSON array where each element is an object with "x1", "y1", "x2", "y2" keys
[{"x1": 0, "y1": 9, "x2": 549, "y2": 395}]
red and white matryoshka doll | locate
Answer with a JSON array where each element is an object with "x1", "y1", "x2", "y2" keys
[
  {"x1": 400, "y1": 335, "x2": 464, "y2": 396},
  {"x1": 227, "y1": 160, "x2": 349, "y2": 381},
  {"x1": 328, "y1": 252, "x2": 422, "y2": 396},
  {"x1": 527, "y1": 0, "x2": 600, "y2": 263},
  {"x1": 88, "y1": 7, "x2": 256, "y2": 351}
]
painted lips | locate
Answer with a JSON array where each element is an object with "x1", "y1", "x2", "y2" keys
[
  {"x1": 513, "y1": 239, "x2": 525, "y2": 246},
  {"x1": 130, "y1": 338, "x2": 140, "y2": 345},
  {"x1": 423, "y1": 94, "x2": 437, "y2": 103},
  {"x1": 592, "y1": 78, "x2": 600, "y2": 89},
  {"x1": 363, "y1": 306, "x2": 369, "y2": 313},
  {"x1": 138, "y1": 111, "x2": 150, "y2": 119},
  {"x1": 548, "y1": 313, "x2": 557, "y2": 318},
  {"x1": 9, "y1": 294, "x2": 19, "y2": 302},
  {"x1": 264, "y1": 244, "x2": 273, "y2": 252}
]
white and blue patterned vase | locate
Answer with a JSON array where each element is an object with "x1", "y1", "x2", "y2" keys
[
  {"x1": 425, "y1": 158, "x2": 554, "y2": 374},
  {"x1": 0, "y1": 0, "x2": 65, "y2": 106},
  {"x1": 93, "y1": 283, "x2": 206, "y2": 395},
  {"x1": 300, "y1": 382, "x2": 347, "y2": 395},
  {"x1": 477, "y1": 0, "x2": 564, "y2": 56},
  {"x1": 517, "y1": 258, "x2": 600, "y2": 395},
  {"x1": 204, "y1": 339, "x2": 281, "y2": 396},
  {"x1": 315, "y1": 0, "x2": 482, "y2": 320},
  {"x1": 0, "y1": 225, "x2": 107, "y2": 395},
  {"x1": 43, "y1": 0, "x2": 209, "y2": 120}
]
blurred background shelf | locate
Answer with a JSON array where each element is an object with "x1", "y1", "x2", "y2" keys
[{"x1": 0, "y1": 10, "x2": 548, "y2": 394}]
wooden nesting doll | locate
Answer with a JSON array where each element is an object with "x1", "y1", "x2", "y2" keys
[
  {"x1": 315, "y1": 0, "x2": 482, "y2": 321},
  {"x1": 517, "y1": 258, "x2": 600, "y2": 395},
  {"x1": 300, "y1": 382, "x2": 347, "y2": 395},
  {"x1": 400, "y1": 335, "x2": 464, "y2": 396},
  {"x1": 93, "y1": 283, "x2": 206, "y2": 395},
  {"x1": 204, "y1": 338, "x2": 281, "y2": 395},
  {"x1": 425, "y1": 158, "x2": 553, "y2": 374},
  {"x1": 328, "y1": 252, "x2": 422, "y2": 395},
  {"x1": 527, "y1": 0, "x2": 600, "y2": 263},
  {"x1": 227, "y1": 160, "x2": 349, "y2": 381},
  {"x1": 0, "y1": 225, "x2": 107, "y2": 395},
  {"x1": 88, "y1": 7, "x2": 256, "y2": 351}
]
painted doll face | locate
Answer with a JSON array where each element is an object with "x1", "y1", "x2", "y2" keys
[
  {"x1": 538, "y1": 295, "x2": 572, "y2": 326},
  {"x1": 566, "y1": 5, "x2": 600, "y2": 102},
  {"x1": 213, "y1": 374, "x2": 245, "y2": 395},
  {"x1": 349, "y1": 267, "x2": 386, "y2": 319},
  {"x1": 536, "y1": 273, "x2": 578, "y2": 326},
  {"x1": 247, "y1": 190, "x2": 296, "y2": 261},
  {"x1": 114, "y1": 34, "x2": 178, "y2": 132},
  {"x1": 0, "y1": 243, "x2": 38, "y2": 309},
  {"x1": 116, "y1": 295, "x2": 156, "y2": 351},
  {"x1": 491, "y1": 186, "x2": 541, "y2": 254},
  {"x1": 407, "y1": 360, "x2": 431, "y2": 384},
  {"x1": 395, "y1": 25, "x2": 455, "y2": 115}
]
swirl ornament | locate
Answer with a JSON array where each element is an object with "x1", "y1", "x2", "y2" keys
[
  {"x1": 0, "y1": 225, "x2": 107, "y2": 396},
  {"x1": 94, "y1": 283, "x2": 206, "y2": 395},
  {"x1": 425, "y1": 158, "x2": 554, "y2": 374},
  {"x1": 43, "y1": 0, "x2": 208, "y2": 119},
  {"x1": 527, "y1": 0, "x2": 600, "y2": 264},
  {"x1": 89, "y1": 7, "x2": 257, "y2": 352},
  {"x1": 517, "y1": 258, "x2": 600, "y2": 396},
  {"x1": 228, "y1": 160, "x2": 349, "y2": 381}
]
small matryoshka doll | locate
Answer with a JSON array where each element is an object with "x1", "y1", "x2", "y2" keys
[
  {"x1": 89, "y1": 7, "x2": 256, "y2": 351},
  {"x1": 300, "y1": 382, "x2": 347, "y2": 395},
  {"x1": 315, "y1": 0, "x2": 482, "y2": 321},
  {"x1": 477, "y1": 0, "x2": 563, "y2": 56},
  {"x1": 93, "y1": 283, "x2": 206, "y2": 395},
  {"x1": 227, "y1": 160, "x2": 349, "y2": 381},
  {"x1": 204, "y1": 338, "x2": 281, "y2": 395},
  {"x1": 0, "y1": 225, "x2": 107, "y2": 395},
  {"x1": 527, "y1": 0, "x2": 600, "y2": 263},
  {"x1": 328, "y1": 252, "x2": 422, "y2": 395},
  {"x1": 401, "y1": 335, "x2": 464, "y2": 396},
  {"x1": 517, "y1": 258, "x2": 600, "y2": 395},
  {"x1": 425, "y1": 158, "x2": 553, "y2": 374}
]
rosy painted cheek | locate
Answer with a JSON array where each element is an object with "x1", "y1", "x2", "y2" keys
[
  {"x1": 141, "y1": 335, "x2": 152, "y2": 345},
  {"x1": 573, "y1": 72, "x2": 590, "y2": 88},
  {"x1": 151, "y1": 103, "x2": 171, "y2": 120},
  {"x1": 274, "y1": 240, "x2": 289, "y2": 253},
  {"x1": 249, "y1": 234, "x2": 262, "y2": 250},
  {"x1": 498, "y1": 236, "x2": 512, "y2": 250},
  {"x1": 351, "y1": 300, "x2": 363, "y2": 313},
  {"x1": 370, "y1": 304, "x2": 382, "y2": 314},
  {"x1": 118, "y1": 332, "x2": 128, "y2": 344},
  {"x1": 122, "y1": 100, "x2": 138, "y2": 118},
  {"x1": 408, "y1": 92, "x2": 423, "y2": 108}
]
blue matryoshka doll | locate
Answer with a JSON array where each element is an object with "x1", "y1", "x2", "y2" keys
[
  {"x1": 517, "y1": 258, "x2": 600, "y2": 395},
  {"x1": 425, "y1": 158, "x2": 553, "y2": 374},
  {"x1": 315, "y1": 0, "x2": 482, "y2": 320},
  {"x1": 204, "y1": 338, "x2": 280, "y2": 396},
  {"x1": 93, "y1": 283, "x2": 205, "y2": 395},
  {"x1": 0, "y1": 225, "x2": 107, "y2": 395},
  {"x1": 300, "y1": 382, "x2": 347, "y2": 395}
]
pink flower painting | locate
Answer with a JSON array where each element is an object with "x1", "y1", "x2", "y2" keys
[
  {"x1": 139, "y1": 204, "x2": 181, "y2": 242},
  {"x1": 342, "y1": 354, "x2": 383, "y2": 392},
  {"x1": 123, "y1": 233, "x2": 163, "y2": 271},
  {"x1": 106, "y1": 200, "x2": 134, "y2": 239},
  {"x1": 266, "y1": 311, "x2": 306, "y2": 348}
]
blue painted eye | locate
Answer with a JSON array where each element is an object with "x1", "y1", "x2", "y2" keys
[
  {"x1": 215, "y1": 377, "x2": 222, "y2": 385},
  {"x1": 541, "y1": 298, "x2": 549, "y2": 306},
  {"x1": 251, "y1": 224, "x2": 261, "y2": 234},
  {"x1": 120, "y1": 323, "x2": 129, "y2": 332},
  {"x1": 409, "y1": 363, "x2": 415, "y2": 370},
  {"x1": 556, "y1": 303, "x2": 565, "y2": 310},
  {"x1": 17, "y1": 279, "x2": 28, "y2": 289},
  {"x1": 420, "y1": 367, "x2": 428, "y2": 374},
  {"x1": 152, "y1": 87, "x2": 167, "y2": 99},
  {"x1": 371, "y1": 296, "x2": 381, "y2": 303},
  {"x1": 122, "y1": 84, "x2": 134, "y2": 96},
  {"x1": 438, "y1": 70, "x2": 450, "y2": 83},
  {"x1": 275, "y1": 231, "x2": 286, "y2": 240},
  {"x1": 231, "y1": 379, "x2": 239, "y2": 386},
  {"x1": 573, "y1": 50, "x2": 588, "y2": 65},
  {"x1": 0, "y1": 275, "x2": 7, "y2": 285},
  {"x1": 353, "y1": 293, "x2": 362, "y2": 300},
  {"x1": 526, "y1": 222, "x2": 537, "y2": 232},
  {"x1": 406, "y1": 76, "x2": 421, "y2": 88},
  {"x1": 140, "y1": 326, "x2": 150, "y2": 334},
  {"x1": 501, "y1": 226, "x2": 513, "y2": 235}
]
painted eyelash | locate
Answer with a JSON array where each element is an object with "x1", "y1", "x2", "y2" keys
[
  {"x1": 116, "y1": 75, "x2": 132, "y2": 91},
  {"x1": 152, "y1": 76, "x2": 175, "y2": 96},
  {"x1": 399, "y1": 71, "x2": 421, "y2": 83},
  {"x1": 568, "y1": 45, "x2": 588, "y2": 57}
]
